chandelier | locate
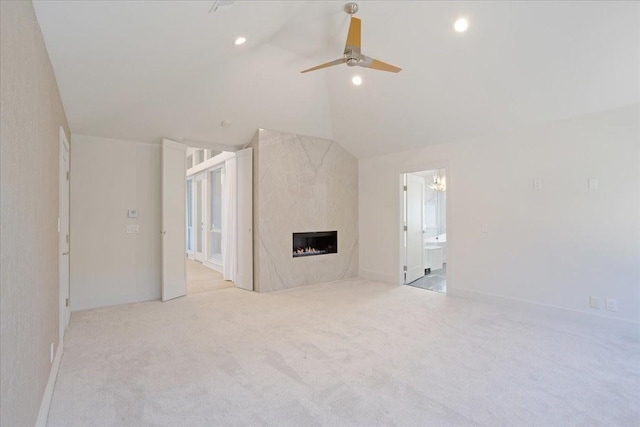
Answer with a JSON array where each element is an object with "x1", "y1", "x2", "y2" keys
[{"x1": 429, "y1": 171, "x2": 446, "y2": 192}]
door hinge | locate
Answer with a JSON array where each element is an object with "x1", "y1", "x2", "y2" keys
[
  {"x1": 403, "y1": 265, "x2": 408, "y2": 272},
  {"x1": 66, "y1": 234, "x2": 69, "y2": 244},
  {"x1": 403, "y1": 185, "x2": 407, "y2": 191},
  {"x1": 66, "y1": 171, "x2": 69, "y2": 180},
  {"x1": 65, "y1": 298, "x2": 69, "y2": 307},
  {"x1": 403, "y1": 225, "x2": 407, "y2": 231}
]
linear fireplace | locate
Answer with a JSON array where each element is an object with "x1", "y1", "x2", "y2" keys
[{"x1": 293, "y1": 231, "x2": 337, "y2": 257}]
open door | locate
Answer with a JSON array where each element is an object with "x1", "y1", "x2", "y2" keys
[
  {"x1": 162, "y1": 139, "x2": 187, "y2": 301},
  {"x1": 235, "y1": 147, "x2": 253, "y2": 291},
  {"x1": 405, "y1": 173, "x2": 425, "y2": 283}
]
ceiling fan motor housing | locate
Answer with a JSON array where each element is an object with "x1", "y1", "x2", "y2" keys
[
  {"x1": 346, "y1": 56, "x2": 360, "y2": 66},
  {"x1": 344, "y1": 3, "x2": 359, "y2": 15}
]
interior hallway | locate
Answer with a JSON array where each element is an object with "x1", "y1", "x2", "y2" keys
[
  {"x1": 47, "y1": 278, "x2": 639, "y2": 426},
  {"x1": 187, "y1": 259, "x2": 233, "y2": 294}
]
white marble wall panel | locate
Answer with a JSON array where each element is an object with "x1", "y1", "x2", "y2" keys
[{"x1": 253, "y1": 129, "x2": 358, "y2": 292}]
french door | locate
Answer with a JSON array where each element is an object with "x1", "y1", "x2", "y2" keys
[
  {"x1": 186, "y1": 178, "x2": 194, "y2": 258},
  {"x1": 207, "y1": 167, "x2": 223, "y2": 267},
  {"x1": 194, "y1": 173, "x2": 205, "y2": 261}
]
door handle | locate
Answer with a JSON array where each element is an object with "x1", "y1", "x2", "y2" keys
[{"x1": 62, "y1": 251, "x2": 69, "y2": 255}]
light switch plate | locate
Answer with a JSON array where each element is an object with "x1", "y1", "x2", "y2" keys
[
  {"x1": 589, "y1": 296, "x2": 600, "y2": 309},
  {"x1": 126, "y1": 224, "x2": 140, "y2": 234},
  {"x1": 127, "y1": 209, "x2": 138, "y2": 218},
  {"x1": 588, "y1": 178, "x2": 598, "y2": 190}
]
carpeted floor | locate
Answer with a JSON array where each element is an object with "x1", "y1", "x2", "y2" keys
[
  {"x1": 48, "y1": 278, "x2": 639, "y2": 426},
  {"x1": 187, "y1": 259, "x2": 233, "y2": 294}
]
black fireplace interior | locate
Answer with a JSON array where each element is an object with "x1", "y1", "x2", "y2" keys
[{"x1": 293, "y1": 231, "x2": 337, "y2": 257}]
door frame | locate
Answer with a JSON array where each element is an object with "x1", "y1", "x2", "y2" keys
[
  {"x1": 398, "y1": 161, "x2": 453, "y2": 290},
  {"x1": 58, "y1": 127, "x2": 70, "y2": 341}
]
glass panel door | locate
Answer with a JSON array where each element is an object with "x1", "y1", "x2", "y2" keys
[
  {"x1": 186, "y1": 178, "x2": 193, "y2": 255},
  {"x1": 195, "y1": 174, "x2": 204, "y2": 261},
  {"x1": 208, "y1": 167, "x2": 223, "y2": 266}
]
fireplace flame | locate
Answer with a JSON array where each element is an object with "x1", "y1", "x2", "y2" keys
[{"x1": 293, "y1": 247, "x2": 327, "y2": 256}]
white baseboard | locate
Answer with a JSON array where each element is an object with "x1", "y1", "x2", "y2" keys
[
  {"x1": 449, "y1": 288, "x2": 640, "y2": 336},
  {"x1": 203, "y1": 260, "x2": 223, "y2": 273},
  {"x1": 35, "y1": 339, "x2": 63, "y2": 427},
  {"x1": 358, "y1": 268, "x2": 396, "y2": 285}
]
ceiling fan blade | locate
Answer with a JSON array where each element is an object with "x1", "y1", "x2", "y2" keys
[
  {"x1": 300, "y1": 58, "x2": 347, "y2": 73},
  {"x1": 358, "y1": 55, "x2": 402, "y2": 73},
  {"x1": 344, "y1": 17, "x2": 361, "y2": 55}
]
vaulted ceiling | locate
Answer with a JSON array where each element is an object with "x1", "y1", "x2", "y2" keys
[{"x1": 33, "y1": 1, "x2": 639, "y2": 158}]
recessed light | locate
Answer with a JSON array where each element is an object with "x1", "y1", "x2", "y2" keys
[
  {"x1": 234, "y1": 36, "x2": 246, "y2": 46},
  {"x1": 352, "y1": 75, "x2": 362, "y2": 86},
  {"x1": 454, "y1": 18, "x2": 469, "y2": 33}
]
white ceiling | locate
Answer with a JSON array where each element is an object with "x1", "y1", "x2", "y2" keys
[{"x1": 34, "y1": 1, "x2": 639, "y2": 158}]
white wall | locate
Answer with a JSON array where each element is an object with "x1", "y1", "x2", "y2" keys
[
  {"x1": 70, "y1": 134, "x2": 161, "y2": 310},
  {"x1": 359, "y1": 105, "x2": 639, "y2": 324}
]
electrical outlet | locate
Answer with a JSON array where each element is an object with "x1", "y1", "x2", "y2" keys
[
  {"x1": 606, "y1": 298, "x2": 617, "y2": 312},
  {"x1": 589, "y1": 296, "x2": 600, "y2": 309},
  {"x1": 126, "y1": 224, "x2": 140, "y2": 234},
  {"x1": 533, "y1": 179, "x2": 542, "y2": 189},
  {"x1": 481, "y1": 223, "x2": 489, "y2": 234}
]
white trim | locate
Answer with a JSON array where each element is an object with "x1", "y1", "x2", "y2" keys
[
  {"x1": 187, "y1": 151, "x2": 234, "y2": 177},
  {"x1": 35, "y1": 339, "x2": 63, "y2": 427},
  {"x1": 182, "y1": 138, "x2": 240, "y2": 152},
  {"x1": 359, "y1": 268, "x2": 396, "y2": 284},
  {"x1": 203, "y1": 260, "x2": 223, "y2": 273},
  {"x1": 450, "y1": 288, "x2": 640, "y2": 335}
]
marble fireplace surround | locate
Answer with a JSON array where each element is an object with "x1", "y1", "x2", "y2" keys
[{"x1": 251, "y1": 129, "x2": 358, "y2": 292}]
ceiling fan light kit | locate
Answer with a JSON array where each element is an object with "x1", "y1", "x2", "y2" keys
[{"x1": 301, "y1": 2, "x2": 402, "y2": 74}]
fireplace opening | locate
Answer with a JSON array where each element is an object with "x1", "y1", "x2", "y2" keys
[{"x1": 293, "y1": 231, "x2": 337, "y2": 257}]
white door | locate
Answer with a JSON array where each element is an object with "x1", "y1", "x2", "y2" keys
[
  {"x1": 194, "y1": 173, "x2": 205, "y2": 261},
  {"x1": 405, "y1": 173, "x2": 425, "y2": 283},
  {"x1": 161, "y1": 139, "x2": 187, "y2": 301},
  {"x1": 59, "y1": 128, "x2": 70, "y2": 340},
  {"x1": 235, "y1": 147, "x2": 253, "y2": 291}
]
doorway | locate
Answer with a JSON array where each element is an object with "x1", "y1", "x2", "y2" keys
[
  {"x1": 185, "y1": 149, "x2": 230, "y2": 294},
  {"x1": 185, "y1": 146, "x2": 259, "y2": 294},
  {"x1": 402, "y1": 168, "x2": 447, "y2": 293},
  {"x1": 59, "y1": 127, "x2": 70, "y2": 340}
]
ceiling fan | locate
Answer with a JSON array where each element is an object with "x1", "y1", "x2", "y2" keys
[{"x1": 301, "y1": 2, "x2": 402, "y2": 74}]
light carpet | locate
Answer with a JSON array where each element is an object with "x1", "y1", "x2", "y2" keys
[{"x1": 48, "y1": 278, "x2": 639, "y2": 426}]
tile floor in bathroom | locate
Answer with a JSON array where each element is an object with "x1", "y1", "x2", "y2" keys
[{"x1": 407, "y1": 264, "x2": 447, "y2": 293}]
